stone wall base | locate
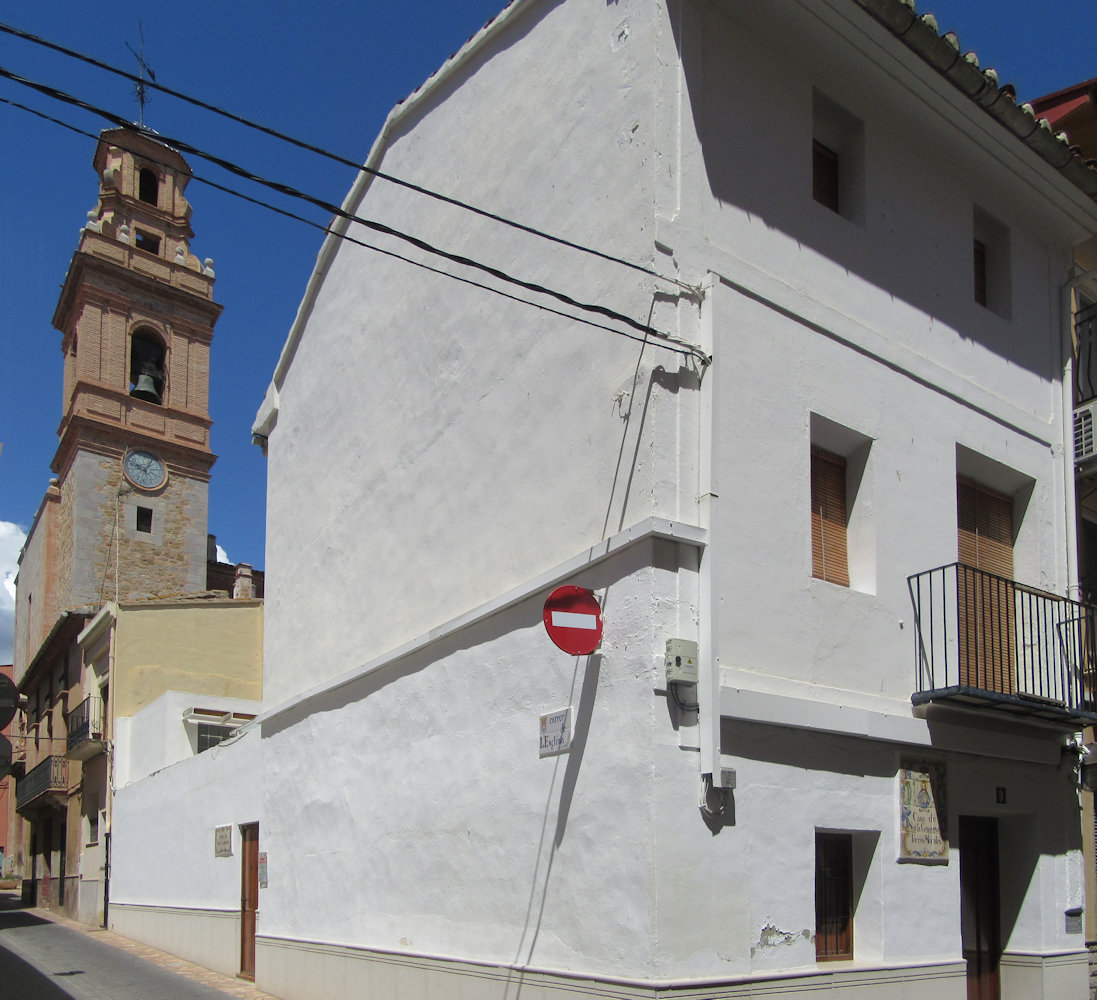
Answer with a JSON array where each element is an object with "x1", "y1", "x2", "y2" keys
[
  {"x1": 108, "y1": 902, "x2": 240, "y2": 979},
  {"x1": 256, "y1": 937, "x2": 970, "y2": 1000}
]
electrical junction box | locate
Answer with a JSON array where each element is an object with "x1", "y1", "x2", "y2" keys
[{"x1": 665, "y1": 638, "x2": 699, "y2": 685}]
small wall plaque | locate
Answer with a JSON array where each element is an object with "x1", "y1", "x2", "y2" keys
[
  {"x1": 539, "y1": 707, "x2": 572, "y2": 758},
  {"x1": 214, "y1": 825, "x2": 233, "y2": 857},
  {"x1": 258, "y1": 851, "x2": 269, "y2": 889},
  {"x1": 899, "y1": 757, "x2": 948, "y2": 862}
]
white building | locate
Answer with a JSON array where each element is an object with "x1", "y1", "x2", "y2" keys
[{"x1": 112, "y1": 1, "x2": 1097, "y2": 998}]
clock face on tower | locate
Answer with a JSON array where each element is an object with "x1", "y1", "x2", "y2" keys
[{"x1": 123, "y1": 449, "x2": 168, "y2": 491}]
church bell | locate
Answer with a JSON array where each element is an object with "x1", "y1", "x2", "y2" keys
[{"x1": 130, "y1": 356, "x2": 163, "y2": 403}]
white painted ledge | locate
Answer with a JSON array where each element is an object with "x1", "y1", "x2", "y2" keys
[
  {"x1": 720, "y1": 682, "x2": 1066, "y2": 764},
  {"x1": 257, "y1": 517, "x2": 706, "y2": 727}
]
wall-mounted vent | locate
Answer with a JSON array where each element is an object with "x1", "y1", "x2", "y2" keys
[{"x1": 1075, "y1": 402, "x2": 1097, "y2": 465}]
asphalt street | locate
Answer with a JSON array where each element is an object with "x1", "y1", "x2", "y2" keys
[{"x1": 0, "y1": 894, "x2": 268, "y2": 1000}]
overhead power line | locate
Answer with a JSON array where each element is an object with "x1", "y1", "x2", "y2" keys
[
  {"x1": 0, "y1": 21, "x2": 697, "y2": 294},
  {"x1": 0, "y1": 93, "x2": 709, "y2": 365},
  {"x1": 0, "y1": 63, "x2": 708, "y2": 363}
]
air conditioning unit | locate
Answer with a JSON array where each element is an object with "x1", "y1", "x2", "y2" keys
[{"x1": 1075, "y1": 402, "x2": 1097, "y2": 465}]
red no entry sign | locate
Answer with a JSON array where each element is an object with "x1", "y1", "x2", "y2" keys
[{"x1": 543, "y1": 586, "x2": 603, "y2": 655}]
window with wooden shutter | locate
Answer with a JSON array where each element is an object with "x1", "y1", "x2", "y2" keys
[
  {"x1": 812, "y1": 448, "x2": 850, "y2": 586},
  {"x1": 816, "y1": 832, "x2": 853, "y2": 961},
  {"x1": 957, "y1": 478, "x2": 1015, "y2": 693}
]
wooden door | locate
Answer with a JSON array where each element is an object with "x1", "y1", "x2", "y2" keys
[
  {"x1": 239, "y1": 823, "x2": 259, "y2": 981},
  {"x1": 959, "y1": 816, "x2": 1001, "y2": 1000},
  {"x1": 957, "y1": 479, "x2": 1015, "y2": 693}
]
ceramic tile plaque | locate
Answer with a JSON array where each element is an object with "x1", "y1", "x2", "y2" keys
[
  {"x1": 214, "y1": 824, "x2": 233, "y2": 858},
  {"x1": 539, "y1": 707, "x2": 572, "y2": 758},
  {"x1": 899, "y1": 757, "x2": 948, "y2": 862}
]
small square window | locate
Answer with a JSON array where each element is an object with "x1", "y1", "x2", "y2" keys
[
  {"x1": 197, "y1": 723, "x2": 234, "y2": 753},
  {"x1": 812, "y1": 90, "x2": 864, "y2": 223},
  {"x1": 136, "y1": 506, "x2": 153, "y2": 534},
  {"x1": 973, "y1": 239, "x2": 988, "y2": 307},
  {"x1": 813, "y1": 140, "x2": 840, "y2": 212},
  {"x1": 87, "y1": 796, "x2": 100, "y2": 846},
  {"x1": 135, "y1": 231, "x2": 160, "y2": 255},
  {"x1": 973, "y1": 208, "x2": 1011, "y2": 317}
]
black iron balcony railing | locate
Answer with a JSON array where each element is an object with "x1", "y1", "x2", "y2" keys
[
  {"x1": 15, "y1": 755, "x2": 68, "y2": 812},
  {"x1": 65, "y1": 696, "x2": 105, "y2": 760},
  {"x1": 908, "y1": 563, "x2": 1097, "y2": 725},
  {"x1": 1075, "y1": 298, "x2": 1097, "y2": 405}
]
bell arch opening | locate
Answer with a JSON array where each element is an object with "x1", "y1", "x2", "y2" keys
[{"x1": 129, "y1": 329, "x2": 166, "y2": 404}]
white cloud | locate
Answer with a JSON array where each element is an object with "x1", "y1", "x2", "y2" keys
[
  {"x1": 0, "y1": 521, "x2": 27, "y2": 665},
  {"x1": 216, "y1": 543, "x2": 230, "y2": 564}
]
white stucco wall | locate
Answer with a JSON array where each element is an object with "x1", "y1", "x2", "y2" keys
[
  {"x1": 252, "y1": 0, "x2": 1097, "y2": 994},
  {"x1": 110, "y1": 729, "x2": 261, "y2": 975},
  {"x1": 260, "y1": 540, "x2": 700, "y2": 976},
  {"x1": 260, "y1": 0, "x2": 689, "y2": 710},
  {"x1": 112, "y1": 728, "x2": 260, "y2": 908},
  {"x1": 114, "y1": 689, "x2": 262, "y2": 786}
]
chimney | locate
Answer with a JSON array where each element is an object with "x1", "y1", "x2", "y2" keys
[
  {"x1": 233, "y1": 563, "x2": 255, "y2": 600},
  {"x1": 207, "y1": 534, "x2": 218, "y2": 563}
]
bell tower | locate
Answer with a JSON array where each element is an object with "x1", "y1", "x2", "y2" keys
[{"x1": 49, "y1": 127, "x2": 223, "y2": 606}]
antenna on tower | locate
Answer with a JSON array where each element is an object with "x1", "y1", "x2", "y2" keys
[{"x1": 125, "y1": 22, "x2": 156, "y2": 126}]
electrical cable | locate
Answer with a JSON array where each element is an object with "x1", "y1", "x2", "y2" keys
[
  {"x1": 0, "y1": 94, "x2": 702, "y2": 361},
  {"x1": 0, "y1": 21, "x2": 698, "y2": 294},
  {"x1": 0, "y1": 66, "x2": 711, "y2": 367},
  {"x1": 668, "y1": 681, "x2": 699, "y2": 712}
]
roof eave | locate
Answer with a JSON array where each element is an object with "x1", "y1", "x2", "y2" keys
[{"x1": 854, "y1": 0, "x2": 1097, "y2": 201}]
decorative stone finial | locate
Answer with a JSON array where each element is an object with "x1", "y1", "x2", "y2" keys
[{"x1": 203, "y1": 258, "x2": 215, "y2": 277}]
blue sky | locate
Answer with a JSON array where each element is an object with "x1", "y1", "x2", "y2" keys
[{"x1": 1, "y1": 0, "x2": 1095, "y2": 662}]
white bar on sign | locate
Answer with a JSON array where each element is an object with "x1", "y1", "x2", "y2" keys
[{"x1": 551, "y1": 611, "x2": 598, "y2": 630}]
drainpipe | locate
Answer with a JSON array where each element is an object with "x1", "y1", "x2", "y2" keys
[
  {"x1": 697, "y1": 276, "x2": 722, "y2": 784},
  {"x1": 103, "y1": 604, "x2": 118, "y2": 928}
]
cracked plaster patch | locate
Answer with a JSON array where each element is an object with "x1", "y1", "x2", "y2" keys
[{"x1": 750, "y1": 924, "x2": 811, "y2": 957}]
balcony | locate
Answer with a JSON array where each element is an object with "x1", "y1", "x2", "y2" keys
[
  {"x1": 1075, "y1": 299, "x2": 1097, "y2": 409},
  {"x1": 65, "y1": 696, "x2": 105, "y2": 761},
  {"x1": 16, "y1": 756, "x2": 68, "y2": 813},
  {"x1": 908, "y1": 563, "x2": 1097, "y2": 727}
]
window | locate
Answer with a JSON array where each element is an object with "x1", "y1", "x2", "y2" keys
[
  {"x1": 197, "y1": 723, "x2": 234, "y2": 753},
  {"x1": 138, "y1": 167, "x2": 158, "y2": 205},
  {"x1": 811, "y1": 448, "x2": 850, "y2": 587},
  {"x1": 973, "y1": 239, "x2": 988, "y2": 307},
  {"x1": 972, "y1": 207, "x2": 1011, "y2": 317},
  {"x1": 86, "y1": 794, "x2": 99, "y2": 845},
  {"x1": 812, "y1": 90, "x2": 864, "y2": 223},
  {"x1": 134, "y1": 230, "x2": 161, "y2": 255},
  {"x1": 136, "y1": 506, "x2": 153, "y2": 534},
  {"x1": 957, "y1": 478, "x2": 1013, "y2": 578},
  {"x1": 816, "y1": 832, "x2": 853, "y2": 960},
  {"x1": 812, "y1": 140, "x2": 840, "y2": 212},
  {"x1": 957, "y1": 476, "x2": 1015, "y2": 693}
]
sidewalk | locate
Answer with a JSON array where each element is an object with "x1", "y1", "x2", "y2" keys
[{"x1": 0, "y1": 891, "x2": 279, "y2": 1000}]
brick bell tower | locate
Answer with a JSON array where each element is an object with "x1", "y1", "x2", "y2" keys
[{"x1": 49, "y1": 127, "x2": 222, "y2": 606}]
